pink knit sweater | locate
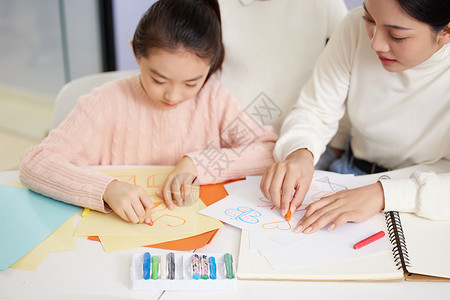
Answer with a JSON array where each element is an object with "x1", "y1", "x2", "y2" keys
[{"x1": 20, "y1": 75, "x2": 277, "y2": 212}]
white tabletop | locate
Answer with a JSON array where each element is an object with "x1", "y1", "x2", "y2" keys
[{"x1": 1, "y1": 170, "x2": 450, "y2": 300}]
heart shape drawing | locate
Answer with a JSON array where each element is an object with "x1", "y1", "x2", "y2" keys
[
  {"x1": 224, "y1": 207, "x2": 261, "y2": 224},
  {"x1": 262, "y1": 220, "x2": 292, "y2": 231},
  {"x1": 150, "y1": 214, "x2": 186, "y2": 227}
]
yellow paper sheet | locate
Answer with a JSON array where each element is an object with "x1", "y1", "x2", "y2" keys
[
  {"x1": 9, "y1": 213, "x2": 78, "y2": 271},
  {"x1": 75, "y1": 167, "x2": 206, "y2": 236},
  {"x1": 98, "y1": 212, "x2": 223, "y2": 252}
]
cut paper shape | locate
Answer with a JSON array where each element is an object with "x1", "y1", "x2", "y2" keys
[{"x1": 0, "y1": 184, "x2": 81, "y2": 270}]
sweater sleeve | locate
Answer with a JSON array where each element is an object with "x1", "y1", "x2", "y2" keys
[
  {"x1": 273, "y1": 10, "x2": 360, "y2": 164},
  {"x1": 380, "y1": 167, "x2": 450, "y2": 220},
  {"x1": 19, "y1": 88, "x2": 117, "y2": 213},
  {"x1": 186, "y1": 82, "x2": 277, "y2": 184}
]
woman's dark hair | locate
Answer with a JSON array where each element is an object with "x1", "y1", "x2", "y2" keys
[
  {"x1": 132, "y1": 0, "x2": 224, "y2": 79},
  {"x1": 397, "y1": 0, "x2": 450, "y2": 33}
]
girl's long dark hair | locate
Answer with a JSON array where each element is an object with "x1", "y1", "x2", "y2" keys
[{"x1": 132, "y1": 0, "x2": 224, "y2": 80}]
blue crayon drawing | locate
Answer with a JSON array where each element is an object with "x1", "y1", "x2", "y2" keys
[{"x1": 224, "y1": 206, "x2": 261, "y2": 224}]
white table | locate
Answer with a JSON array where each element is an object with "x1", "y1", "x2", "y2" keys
[{"x1": 1, "y1": 170, "x2": 450, "y2": 300}]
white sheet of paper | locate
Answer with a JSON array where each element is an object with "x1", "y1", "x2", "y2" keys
[
  {"x1": 249, "y1": 223, "x2": 392, "y2": 270},
  {"x1": 199, "y1": 172, "x2": 374, "y2": 246}
]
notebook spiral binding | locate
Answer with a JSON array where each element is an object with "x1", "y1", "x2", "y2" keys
[{"x1": 385, "y1": 211, "x2": 411, "y2": 271}]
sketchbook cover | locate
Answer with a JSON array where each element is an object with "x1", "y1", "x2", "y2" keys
[{"x1": 399, "y1": 213, "x2": 450, "y2": 281}]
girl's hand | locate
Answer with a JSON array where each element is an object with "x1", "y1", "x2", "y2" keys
[
  {"x1": 103, "y1": 180, "x2": 154, "y2": 223},
  {"x1": 260, "y1": 148, "x2": 315, "y2": 217},
  {"x1": 295, "y1": 182, "x2": 385, "y2": 234},
  {"x1": 158, "y1": 156, "x2": 198, "y2": 209}
]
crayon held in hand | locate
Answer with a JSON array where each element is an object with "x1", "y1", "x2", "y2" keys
[{"x1": 285, "y1": 209, "x2": 291, "y2": 221}]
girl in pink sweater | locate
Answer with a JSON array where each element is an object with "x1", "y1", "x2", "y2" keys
[{"x1": 19, "y1": 0, "x2": 277, "y2": 224}]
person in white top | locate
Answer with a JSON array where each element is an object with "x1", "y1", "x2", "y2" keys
[
  {"x1": 218, "y1": 0, "x2": 348, "y2": 132},
  {"x1": 260, "y1": 0, "x2": 450, "y2": 234}
]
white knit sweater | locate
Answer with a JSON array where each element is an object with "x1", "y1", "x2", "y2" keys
[{"x1": 274, "y1": 8, "x2": 450, "y2": 220}]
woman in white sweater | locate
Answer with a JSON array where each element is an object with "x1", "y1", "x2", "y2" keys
[{"x1": 260, "y1": 0, "x2": 450, "y2": 234}]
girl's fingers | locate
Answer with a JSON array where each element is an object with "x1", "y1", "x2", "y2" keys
[
  {"x1": 170, "y1": 176, "x2": 183, "y2": 206},
  {"x1": 139, "y1": 190, "x2": 154, "y2": 222},
  {"x1": 130, "y1": 198, "x2": 146, "y2": 223},
  {"x1": 123, "y1": 206, "x2": 140, "y2": 224},
  {"x1": 116, "y1": 209, "x2": 131, "y2": 223},
  {"x1": 162, "y1": 176, "x2": 175, "y2": 210}
]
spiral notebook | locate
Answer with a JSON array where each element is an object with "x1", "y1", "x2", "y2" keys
[
  {"x1": 238, "y1": 211, "x2": 450, "y2": 282},
  {"x1": 386, "y1": 211, "x2": 450, "y2": 281}
]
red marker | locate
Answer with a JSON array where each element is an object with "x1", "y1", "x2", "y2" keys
[{"x1": 353, "y1": 231, "x2": 385, "y2": 250}]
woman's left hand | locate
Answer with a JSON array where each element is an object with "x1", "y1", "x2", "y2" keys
[
  {"x1": 158, "y1": 156, "x2": 198, "y2": 209},
  {"x1": 295, "y1": 182, "x2": 385, "y2": 234}
]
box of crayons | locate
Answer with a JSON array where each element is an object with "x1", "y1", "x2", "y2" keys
[{"x1": 130, "y1": 252, "x2": 237, "y2": 290}]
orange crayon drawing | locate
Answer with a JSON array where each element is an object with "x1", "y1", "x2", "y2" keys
[
  {"x1": 147, "y1": 174, "x2": 167, "y2": 189},
  {"x1": 257, "y1": 197, "x2": 275, "y2": 210},
  {"x1": 294, "y1": 204, "x2": 310, "y2": 212},
  {"x1": 262, "y1": 220, "x2": 292, "y2": 231},
  {"x1": 310, "y1": 191, "x2": 333, "y2": 201},
  {"x1": 116, "y1": 175, "x2": 136, "y2": 185},
  {"x1": 148, "y1": 214, "x2": 186, "y2": 227}
]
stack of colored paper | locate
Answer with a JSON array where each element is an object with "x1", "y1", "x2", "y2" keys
[
  {"x1": 74, "y1": 167, "x2": 223, "y2": 252},
  {"x1": 0, "y1": 184, "x2": 81, "y2": 271}
]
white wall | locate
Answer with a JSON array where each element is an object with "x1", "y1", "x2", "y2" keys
[
  {"x1": 344, "y1": 0, "x2": 363, "y2": 10},
  {"x1": 113, "y1": 0, "x2": 363, "y2": 71},
  {"x1": 113, "y1": 0, "x2": 157, "y2": 71},
  {"x1": 63, "y1": 0, "x2": 104, "y2": 81}
]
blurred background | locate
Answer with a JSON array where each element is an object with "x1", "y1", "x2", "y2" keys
[{"x1": 0, "y1": 0, "x2": 362, "y2": 172}]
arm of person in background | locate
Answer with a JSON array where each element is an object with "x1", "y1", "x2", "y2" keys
[
  {"x1": 19, "y1": 86, "x2": 154, "y2": 224},
  {"x1": 260, "y1": 10, "x2": 359, "y2": 219},
  {"x1": 381, "y1": 164, "x2": 450, "y2": 220},
  {"x1": 296, "y1": 162, "x2": 450, "y2": 234}
]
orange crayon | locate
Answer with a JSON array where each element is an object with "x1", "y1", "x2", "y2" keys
[{"x1": 285, "y1": 209, "x2": 291, "y2": 221}]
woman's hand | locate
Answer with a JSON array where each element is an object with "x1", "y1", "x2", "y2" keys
[
  {"x1": 103, "y1": 180, "x2": 154, "y2": 223},
  {"x1": 158, "y1": 156, "x2": 198, "y2": 209},
  {"x1": 295, "y1": 182, "x2": 385, "y2": 233},
  {"x1": 260, "y1": 148, "x2": 315, "y2": 217}
]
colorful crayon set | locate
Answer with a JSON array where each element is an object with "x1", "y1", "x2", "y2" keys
[{"x1": 130, "y1": 252, "x2": 237, "y2": 290}]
